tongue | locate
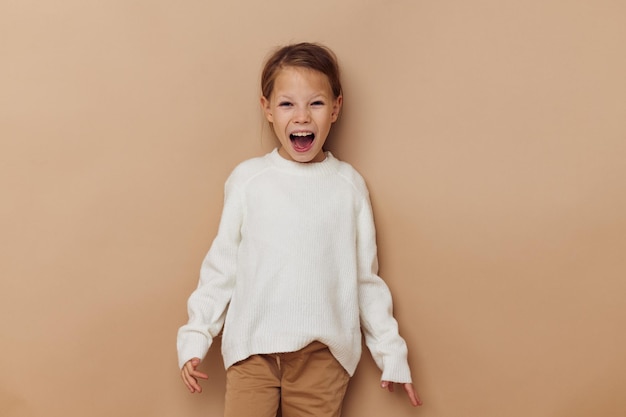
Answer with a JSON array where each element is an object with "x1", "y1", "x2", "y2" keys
[{"x1": 293, "y1": 135, "x2": 313, "y2": 150}]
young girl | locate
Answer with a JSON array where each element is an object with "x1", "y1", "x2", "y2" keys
[{"x1": 178, "y1": 42, "x2": 422, "y2": 417}]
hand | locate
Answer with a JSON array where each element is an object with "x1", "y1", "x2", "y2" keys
[
  {"x1": 181, "y1": 358, "x2": 209, "y2": 393},
  {"x1": 381, "y1": 381, "x2": 423, "y2": 407}
]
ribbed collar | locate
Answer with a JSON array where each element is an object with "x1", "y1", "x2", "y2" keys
[{"x1": 266, "y1": 148, "x2": 340, "y2": 176}]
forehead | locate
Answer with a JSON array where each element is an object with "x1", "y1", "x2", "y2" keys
[{"x1": 272, "y1": 66, "x2": 333, "y2": 97}]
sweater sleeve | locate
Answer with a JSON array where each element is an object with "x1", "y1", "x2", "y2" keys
[
  {"x1": 356, "y1": 193, "x2": 413, "y2": 383},
  {"x1": 176, "y1": 173, "x2": 243, "y2": 369}
]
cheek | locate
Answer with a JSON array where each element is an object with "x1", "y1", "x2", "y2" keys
[{"x1": 271, "y1": 121, "x2": 287, "y2": 138}]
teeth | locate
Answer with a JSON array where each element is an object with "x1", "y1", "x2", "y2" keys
[{"x1": 291, "y1": 132, "x2": 313, "y2": 137}]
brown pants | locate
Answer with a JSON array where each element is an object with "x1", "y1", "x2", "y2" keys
[{"x1": 224, "y1": 341, "x2": 350, "y2": 417}]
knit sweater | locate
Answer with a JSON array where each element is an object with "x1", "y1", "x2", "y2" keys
[{"x1": 177, "y1": 148, "x2": 412, "y2": 382}]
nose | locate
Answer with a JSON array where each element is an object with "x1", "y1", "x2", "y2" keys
[{"x1": 294, "y1": 106, "x2": 311, "y2": 123}]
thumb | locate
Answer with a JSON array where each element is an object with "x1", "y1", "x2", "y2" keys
[{"x1": 190, "y1": 358, "x2": 201, "y2": 367}]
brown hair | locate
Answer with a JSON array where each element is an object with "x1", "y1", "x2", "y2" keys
[{"x1": 261, "y1": 42, "x2": 342, "y2": 100}]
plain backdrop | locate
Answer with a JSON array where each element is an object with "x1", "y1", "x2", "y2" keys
[{"x1": 1, "y1": 1, "x2": 625, "y2": 416}]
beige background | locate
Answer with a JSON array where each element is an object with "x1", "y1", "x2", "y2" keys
[{"x1": 2, "y1": 1, "x2": 625, "y2": 416}]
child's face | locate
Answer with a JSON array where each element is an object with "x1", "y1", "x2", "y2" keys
[{"x1": 261, "y1": 66, "x2": 342, "y2": 163}]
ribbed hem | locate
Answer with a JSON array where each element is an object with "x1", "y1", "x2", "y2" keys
[{"x1": 222, "y1": 333, "x2": 362, "y2": 376}]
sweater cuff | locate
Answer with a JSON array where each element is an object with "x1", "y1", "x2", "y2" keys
[
  {"x1": 380, "y1": 356, "x2": 413, "y2": 383},
  {"x1": 177, "y1": 331, "x2": 212, "y2": 370}
]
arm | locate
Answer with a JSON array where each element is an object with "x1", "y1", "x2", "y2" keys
[
  {"x1": 355, "y1": 192, "x2": 422, "y2": 405},
  {"x1": 177, "y1": 174, "x2": 243, "y2": 376}
]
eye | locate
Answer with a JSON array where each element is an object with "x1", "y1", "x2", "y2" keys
[
  {"x1": 278, "y1": 101, "x2": 293, "y2": 107},
  {"x1": 311, "y1": 100, "x2": 325, "y2": 106}
]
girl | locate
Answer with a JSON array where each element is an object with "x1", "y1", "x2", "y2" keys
[{"x1": 178, "y1": 42, "x2": 422, "y2": 417}]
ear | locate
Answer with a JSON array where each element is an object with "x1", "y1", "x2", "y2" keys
[
  {"x1": 260, "y1": 96, "x2": 273, "y2": 123},
  {"x1": 331, "y1": 95, "x2": 343, "y2": 123}
]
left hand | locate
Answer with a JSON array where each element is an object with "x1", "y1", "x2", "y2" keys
[{"x1": 381, "y1": 381, "x2": 423, "y2": 407}]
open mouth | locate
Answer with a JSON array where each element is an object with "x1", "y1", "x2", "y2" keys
[{"x1": 289, "y1": 132, "x2": 315, "y2": 152}]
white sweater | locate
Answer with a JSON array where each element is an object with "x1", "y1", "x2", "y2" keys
[{"x1": 177, "y1": 149, "x2": 412, "y2": 382}]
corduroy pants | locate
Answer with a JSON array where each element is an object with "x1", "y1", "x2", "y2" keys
[{"x1": 224, "y1": 341, "x2": 350, "y2": 417}]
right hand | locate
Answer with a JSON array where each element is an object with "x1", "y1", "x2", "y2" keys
[{"x1": 181, "y1": 357, "x2": 209, "y2": 393}]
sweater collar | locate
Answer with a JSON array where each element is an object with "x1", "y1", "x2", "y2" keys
[{"x1": 267, "y1": 148, "x2": 339, "y2": 176}]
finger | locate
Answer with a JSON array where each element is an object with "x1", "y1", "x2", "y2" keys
[
  {"x1": 187, "y1": 359, "x2": 208, "y2": 380},
  {"x1": 183, "y1": 366, "x2": 201, "y2": 393},
  {"x1": 181, "y1": 368, "x2": 198, "y2": 393},
  {"x1": 190, "y1": 369, "x2": 209, "y2": 380},
  {"x1": 187, "y1": 374, "x2": 202, "y2": 393},
  {"x1": 182, "y1": 362, "x2": 206, "y2": 393},
  {"x1": 381, "y1": 381, "x2": 394, "y2": 393},
  {"x1": 403, "y1": 383, "x2": 423, "y2": 407}
]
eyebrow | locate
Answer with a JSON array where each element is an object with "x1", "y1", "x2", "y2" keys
[{"x1": 274, "y1": 92, "x2": 329, "y2": 101}]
